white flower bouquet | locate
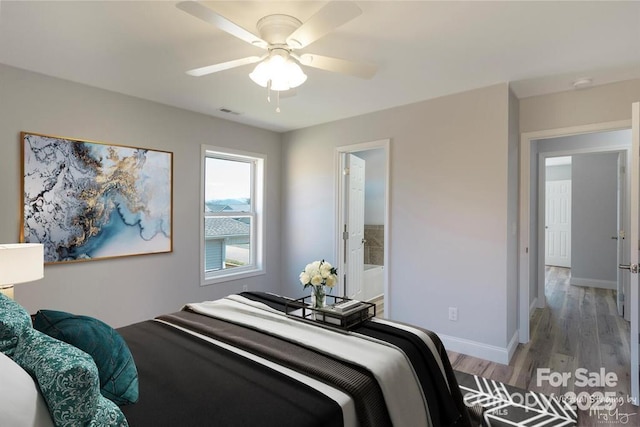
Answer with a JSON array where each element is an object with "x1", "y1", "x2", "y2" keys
[
  {"x1": 299, "y1": 260, "x2": 338, "y2": 308},
  {"x1": 299, "y1": 260, "x2": 338, "y2": 289}
]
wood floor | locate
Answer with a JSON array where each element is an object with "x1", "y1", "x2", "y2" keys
[
  {"x1": 370, "y1": 295, "x2": 384, "y2": 318},
  {"x1": 448, "y1": 266, "x2": 636, "y2": 426}
]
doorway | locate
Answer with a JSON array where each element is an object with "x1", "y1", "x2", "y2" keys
[
  {"x1": 536, "y1": 133, "x2": 630, "y2": 313},
  {"x1": 541, "y1": 150, "x2": 626, "y2": 386},
  {"x1": 520, "y1": 124, "x2": 636, "y2": 402},
  {"x1": 543, "y1": 151, "x2": 626, "y2": 322},
  {"x1": 519, "y1": 123, "x2": 632, "y2": 343},
  {"x1": 336, "y1": 139, "x2": 390, "y2": 316}
]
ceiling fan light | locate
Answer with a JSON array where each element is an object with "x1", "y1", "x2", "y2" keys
[
  {"x1": 270, "y1": 78, "x2": 291, "y2": 92},
  {"x1": 249, "y1": 61, "x2": 270, "y2": 87},
  {"x1": 250, "y1": 55, "x2": 286, "y2": 87},
  {"x1": 249, "y1": 56, "x2": 307, "y2": 91},
  {"x1": 285, "y1": 60, "x2": 307, "y2": 88},
  {"x1": 268, "y1": 54, "x2": 287, "y2": 72},
  {"x1": 269, "y1": 60, "x2": 307, "y2": 90}
]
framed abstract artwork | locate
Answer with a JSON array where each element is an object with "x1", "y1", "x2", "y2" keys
[{"x1": 20, "y1": 132, "x2": 173, "y2": 264}]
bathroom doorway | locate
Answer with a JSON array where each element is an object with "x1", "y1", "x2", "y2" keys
[{"x1": 336, "y1": 139, "x2": 390, "y2": 317}]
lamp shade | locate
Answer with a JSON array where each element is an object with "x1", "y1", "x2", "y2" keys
[
  {"x1": 249, "y1": 55, "x2": 307, "y2": 91},
  {"x1": 0, "y1": 243, "x2": 44, "y2": 286}
]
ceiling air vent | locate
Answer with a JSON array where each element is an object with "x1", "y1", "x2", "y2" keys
[{"x1": 219, "y1": 108, "x2": 240, "y2": 115}]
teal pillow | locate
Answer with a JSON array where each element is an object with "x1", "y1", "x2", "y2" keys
[
  {"x1": 12, "y1": 328, "x2": 128, "y2": 427},
  {"x1": 33, "y1": 310, "x2": 139, "y2": 406},
  {"x1": 0, "y1": 293, "x2": 32, "y2": 357}
]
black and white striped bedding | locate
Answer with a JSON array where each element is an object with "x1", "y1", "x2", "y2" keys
[{"x1": 119, "y1": 292, "x2": 471, "y2": 427}]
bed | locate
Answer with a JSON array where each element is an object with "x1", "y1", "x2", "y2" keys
[{"x1": 0, "y1": 292, "x2": 473, "y2": 427}]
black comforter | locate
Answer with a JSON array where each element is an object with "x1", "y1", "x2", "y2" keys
[{"x1": 119, "y1": 319, "x2": 344, "y2": 427}]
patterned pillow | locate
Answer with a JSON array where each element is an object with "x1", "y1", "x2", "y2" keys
[
  {"x1": 0, "y1": 293, "x2": 32, "y2": 357},
  {"x1": 12, "y1": 328, "x2": 128, "y2": 427},
  {"x1": 91, "y1": 395, "x2": 129, "y2": 426},
  {"x1": 33, "y1": 310, "x2": 139, "y2": 405}
]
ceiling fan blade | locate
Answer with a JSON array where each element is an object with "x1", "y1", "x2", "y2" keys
[
  {"x1": 297, "y1": 54, "x2": 377, "y2": 79},
  {"x1": 186, "y1": 56, "x2": 264, "y2": 77},
  {"x1": 286, "y1": 2, "x2": 362, "y2": 49},
  {"x1": 177, "y1": 1, "x2": 267, "y2": 48}
]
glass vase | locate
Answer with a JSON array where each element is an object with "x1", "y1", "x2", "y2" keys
[{"x1": 310, "y1": 285, "x2": 326, "y2": 309}]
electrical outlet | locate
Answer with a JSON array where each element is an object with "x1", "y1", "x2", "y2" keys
[
  {"x1": 242, "y1": 285, "x2": 248, "y2": 292},
  {"x1": 448, "y1": 307, "x2": 458, "y2": 321}
]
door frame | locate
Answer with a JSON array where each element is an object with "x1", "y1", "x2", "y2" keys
[
  {"x1": 335, "y1": 139, "x2": 390, "y2": 313},
  {"x1": 519, "y1": 120, "x2": 631, "y2": 343}
]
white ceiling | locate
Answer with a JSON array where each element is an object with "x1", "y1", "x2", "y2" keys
[{"x1": 1, "y1": 1, "x2": 639, "y2": 132}]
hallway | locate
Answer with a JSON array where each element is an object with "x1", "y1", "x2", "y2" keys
[{"x1": 449, "y1": 266, "x2": 634, "y2": 425}]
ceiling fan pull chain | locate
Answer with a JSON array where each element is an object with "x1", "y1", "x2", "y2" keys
[
  {"x1": 265, "y1": 79, "x2": 281, "y2": 112},
  {"x1": 267, "y1": 80, "x2": 272, "y2": 103}
]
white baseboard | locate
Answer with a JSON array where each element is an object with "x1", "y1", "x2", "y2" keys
[
  {"x1": 367, "y1": 293, "x2": 384, "y2": 303},
  {"x1": 506, "y1": 330, "x2": 519, "y2": 363},
  {"x1": 439, "y1": 332, "x2": 518, "y2": 365},
  {"x1": 570, "y1": 276, "x2": 616, "y2": 290}
]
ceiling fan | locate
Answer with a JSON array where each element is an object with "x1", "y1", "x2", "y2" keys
[{"x1": 177, "y1": 1, "x2": 377, "y2": 108}]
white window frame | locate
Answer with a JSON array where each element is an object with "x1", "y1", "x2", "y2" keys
[{"x1": 200, "y1": 145, "x2": 265, "y2": 285}]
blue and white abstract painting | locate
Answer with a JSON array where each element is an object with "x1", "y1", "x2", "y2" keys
[{"x1": 22, "y1": 132, "x2": 173, "y2": 263}]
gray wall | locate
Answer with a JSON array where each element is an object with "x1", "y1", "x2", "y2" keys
[
  {"x1": 282, "y1": 83, "x2": 518, "y2": 359},
  {"x1": 571, "y1": 153, "x2": 619, "y2": 283},
  {"x1": 521, "y1": 79, "x2": 640, "y2": 133},
  {"x1": 538, "y1": 130, "x2": 631, "y2": 152},
  {"x1": 0, "y1": 64, "x2": 282, "y2": 328}
]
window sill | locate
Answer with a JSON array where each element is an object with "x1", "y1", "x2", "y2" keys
[{"x1": 201, "y1": 268, "x2": 265, "y2": 286}]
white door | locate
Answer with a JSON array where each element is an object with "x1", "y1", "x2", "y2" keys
[
  {"x1": 624, "y1": 102, "x2": 640, "y2": 404},
  {"x1": 346, "y1": 154, "x2": 365, "y2": 300},
  {"x1": 545, "y1": 180, "x2": 571, "y2": 268}
]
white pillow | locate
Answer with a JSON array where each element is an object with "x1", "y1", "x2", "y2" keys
[{"x1": 0, "y1": 351, "x2": 54, "y2": 427}]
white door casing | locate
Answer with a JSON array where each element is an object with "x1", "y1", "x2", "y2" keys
[
  {"x1": 545, "y1": 180, "x2": 571, "y2": 268},
  {"x1": 627, "y1": 102, "x2": 640, "y2": 405},
  {"x1": 346, "y1": 154, "x2": 365, "y2": 300}
]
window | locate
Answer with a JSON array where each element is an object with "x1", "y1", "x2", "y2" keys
[{"x1": 201, "y1": 146, "x2": 265, "y2": 284}]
